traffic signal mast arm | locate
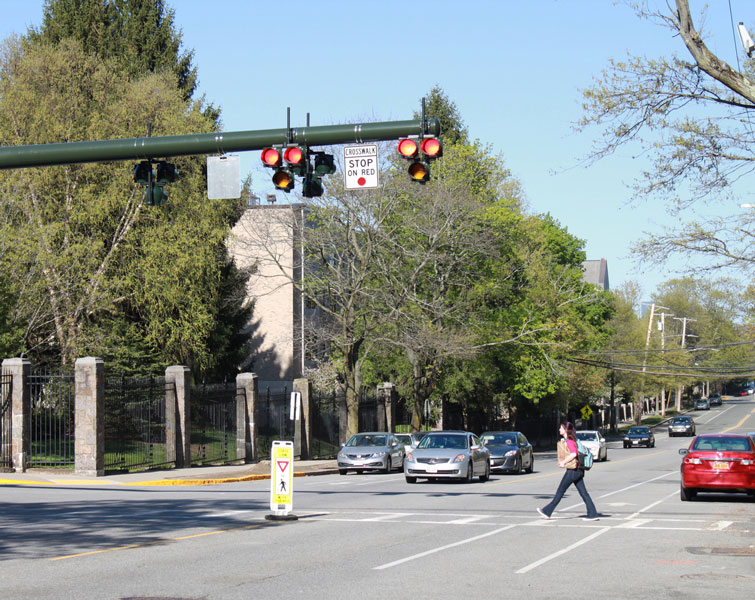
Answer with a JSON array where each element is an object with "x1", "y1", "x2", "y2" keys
[{"x1": 0, "y1": 118, "x2": 441, "y2": 170}]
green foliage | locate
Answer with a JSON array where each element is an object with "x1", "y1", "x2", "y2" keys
[
  {"x1": 30, "y1": 0, "x2": 197, "y2": 100},
  {"x1": 0, "y1": 30, "x2": 250, "y2": 374}
]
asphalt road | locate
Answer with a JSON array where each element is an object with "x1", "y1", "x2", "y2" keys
[{"x1": 1, "y1": 399, "x2": 753, "y2": 599}]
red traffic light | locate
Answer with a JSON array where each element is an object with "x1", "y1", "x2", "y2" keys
[
  {"x1": 397, "y1": 138, "x2": 419, "y2": 159},
  {"x1": 283, "y1": 146, "x2": 305, "y2": 166},
  {"x1": 261, "y1": 147, "x2": 282, "y2": 167},
  {"x1": 420, "y1": 137, "x2": 442, "y2": 159}
]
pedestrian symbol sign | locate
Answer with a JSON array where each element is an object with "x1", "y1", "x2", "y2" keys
[
  {"x1": 270, "y1": 441, "x2": 294, "y2": 515},
  {"x1": 581, "y1": 405, "x2": 593, "y2": 420}
]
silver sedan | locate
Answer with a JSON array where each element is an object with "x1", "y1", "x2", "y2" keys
[
  {"x1": 404, "y1": 431, "x2": 490, "y2": 483},
  {"x1": 337, "y1": 432, "x2": 405, "y2": 475}
]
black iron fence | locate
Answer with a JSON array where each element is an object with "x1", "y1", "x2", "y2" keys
[
  {"x1": 104, "y1": 375, "x2": 172, "y2": 473},
  {"x1": 256, "y1": 385, "x2": 292, "y2": 460},
  {"x1": 1, "y1": 373, "x2": 11, "y2": 470},
  {"x1": 310, "y1": 390, "x2": 340, "y2": 459},
  {"x1": 191, "y1": 381, "x2": 240, "y2": 465},
  {"x1": 28, "y1": 368, "x2": 75, "y2": 467}
]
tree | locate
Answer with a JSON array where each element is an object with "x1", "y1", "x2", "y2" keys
[
  {"x1": 579, "y1": 0, "x2": 755, "y2": 275},
  {"x1": 0, "y1": 35, "x2": 244, "y2": 371},
  {"x1": 29, "y1": 0, "x2": 197, "y2": 100}
]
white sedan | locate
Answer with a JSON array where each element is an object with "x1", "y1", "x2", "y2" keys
[{"x1": 576, "y1": 430, "x2": 608, "y2": 461}]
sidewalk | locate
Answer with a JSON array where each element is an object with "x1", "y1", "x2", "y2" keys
[{"x1": 0, "y1": 459, "x2": 339, "y2": 487}]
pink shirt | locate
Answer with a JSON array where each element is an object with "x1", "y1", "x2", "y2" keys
[{"x1": 566, "y1": 439, "x2": 577, "y2": 454}]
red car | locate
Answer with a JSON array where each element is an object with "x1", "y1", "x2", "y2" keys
[{"x1": 679, "y1": 434, "x2": 755, "y2": 501}]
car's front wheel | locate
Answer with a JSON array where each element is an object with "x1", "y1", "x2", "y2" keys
[
  {"x1": 339, "y1": 469, "x2": 347, "y2": 476},
  {"x1": 525, "y1": 455, "x2": 534, "y2": 473},
  {"x1": 464, "y1": 462, "x2": 473, "y2": 483},
  {"x1": 405, "y1": 476, "x2": 417, "y2": 484},
  {"x1": 479, "y1": 461, "x2": 490, "y2": 482}
]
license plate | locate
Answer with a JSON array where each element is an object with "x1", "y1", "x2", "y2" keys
[
  {"x1": 425, "y1": 467, "x2": 437, "y2": 473},
  {"x1": 712, "y1": 461, "x2": 730, "y2": 470},
  {"x1": 632, "y1": 440, "x2": 639, "y2": 445}
]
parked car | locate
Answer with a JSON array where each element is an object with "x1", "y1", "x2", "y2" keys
[
  {"x1": 679, "y1": 434, "x2": 755, "y2": 501},
  {"x1": 479, "y1": 431, "x2": 534, "y2": 474},
  {"x1": 337, "y1": 432, "x2": 405, "y2": 475},
  {"x1": 404, "y1": 430, "x2": 490, "y2": 483},
  {"x1": 576, "y1": 430, "x2": 607, "y2": 461},
  {"x1": 623, "y1": 426, "x2": 655, "y2": 448},
  {"x1": 694, "y1": 397, "x2": 710, "y2": 410},
  {"x1": 668, "y1": 416, "x2": 696, "y2": 437},
  {"x1": 708, "y1": 394, "x2": 722, "y2": 406},
  {"x1": 394, "y1": 432, "x2": 422, "y2": 454}
]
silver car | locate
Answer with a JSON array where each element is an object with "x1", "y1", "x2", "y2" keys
[
  {"x1": 394, "y1": 432, "x2": 422, "y2": 454},
  {"x1": 576, "y1": 430, "x2": 607, "y2": 462},
  {"x1": 404, "y1": 431, "x2": 490, "y2": 483},
  {"x1": 337, "y1": 432, "x2": 405, "y2": 475}
]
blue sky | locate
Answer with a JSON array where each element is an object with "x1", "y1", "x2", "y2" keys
[{"x1": 2, "y1": 0, "x2": 753, "y2": 297}]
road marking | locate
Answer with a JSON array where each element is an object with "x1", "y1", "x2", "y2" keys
[
  {"x1": 625, "y1": 490, "x2": 678, "y2": 520},
  {"x1": 722, "y1": 406, "x2": 755, "y2": 433},
  {"x1": 373, "y1": 524, "x2": 517, "y2": 570},
  {"x1": 556, "y1": 470, "x2": 675, "y2": 515},
  {"x1": 362, "y1": 513, "x2": 414, "y2": 522},
  {"x1": 699, "y1": 405, "x2": 733, "y2": 424},
  {"x1": 515, "y1": 527, "x2": 610, "y2": 574}
]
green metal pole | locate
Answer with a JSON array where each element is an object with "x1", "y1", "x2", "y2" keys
[{"x1": 0, "y1": 118, "x2": 441, "y2": 170}]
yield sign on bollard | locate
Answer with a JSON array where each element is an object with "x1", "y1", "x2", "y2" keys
[{"x1": 266, "y1": 440, "x2": 298, "y2": 521}]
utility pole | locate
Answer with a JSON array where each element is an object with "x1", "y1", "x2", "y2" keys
[
  {"x1": 673, "y1": 316, "x2": 697, "y2": 409},
  {"x1": 656, "y1": 311, "x2": 674, "y2": 417},
  {"x1": 639, "y1": 303, "x2": 669, "y2": 421}
]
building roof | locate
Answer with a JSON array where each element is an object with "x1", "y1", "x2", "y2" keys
[{"x1": 582, "y1": 259, "x2": 609, "y2": 290}]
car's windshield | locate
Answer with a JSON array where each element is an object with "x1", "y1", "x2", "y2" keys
[
  {"x1": 628, "y1": 427, "x2": 647, "y2": 434},
  {"x1": 481, "y1": 434, "x2": 515, "y2": 445},
  {"x1": 673, "y1": 417, "x2": 689, "y2": 423},
  {"x1": 576, "y1": 432, "x2": 597, "y2": 441},
  {"x1": 395, "y1": 435, "x2": 411, "y2": 445},
  {"x1": 418, "y1": 435, "x2": 468, "y2": 450},
  {"x1": 346, "y1": 434, "x2": 387, "y2": 447}
]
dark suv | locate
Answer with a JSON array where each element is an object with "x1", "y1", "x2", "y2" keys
[
  {"x1": 708, "y1": 394, "x2": 722, "y2": 406},
  {"x1": 669, "y1": 416, "x2": 696, "y2": 437}
]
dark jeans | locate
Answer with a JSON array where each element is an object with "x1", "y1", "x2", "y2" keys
[{"x1": 541, "y1": 468, "x2": 598, "y2": 518}]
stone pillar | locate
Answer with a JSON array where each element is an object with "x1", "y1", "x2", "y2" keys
[
  {"x1": 3, "y1": 358, "x2": 30, "y2": 472},
  {"x1": 166, "y1": 366, "x2": 191, "y2": 468},
  {"x1": 236, "y1": 373, "x2": 258, "y2": 463},
  {"x1": 377, "y1": 383, "x2": 396, "y2": 432},
  {"x1": 294, "y1": 378, "x2": 311, "y2": 460},
  {"x1": 74, "y1": 357, "x2": 104, "y2": 476}
]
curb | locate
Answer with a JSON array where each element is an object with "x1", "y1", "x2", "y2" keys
[{"x1": 0, "y1": 468, "x2": 341, "y2": 488}]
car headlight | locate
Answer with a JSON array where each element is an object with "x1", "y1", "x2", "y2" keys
[
  {"x1": 505, "y1": 450, "x2": 519, "y2": 457},
  {"x1": 452, "y1": 454, "x2": 466, "y2": 463},
  {"x1": 406, "y1": 452, "x2": 414, "y2": 461},
  {"x1": 372, "y1": 451, "x2": 387, "y2": 458}
]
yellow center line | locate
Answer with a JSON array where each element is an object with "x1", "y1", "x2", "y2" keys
[
  {"x1": 50, "y1": 522, "x2": 269, "y2": 561},
  {"x1": 722, "y1": 407, "x2": 755, "y2": 433}
]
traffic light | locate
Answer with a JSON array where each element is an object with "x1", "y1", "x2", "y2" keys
[
  {"x1": 261, "y1": 146, "x2": 335, "y2": 195},
  {"x1": 261, "y1": 146, "x2": 294, "y2": 192},
  {"x1": 301, "y1": 175, "x2": 324, "y2": 198},
  {"x1": 133, "y1": 160, "x2": 176, "y2": 206},
  {"x1": 313, "y1": 152, "x2": 336, "y2": 176},
  {"x1": 397, "y1": 136, "x2": 442, "y2": 183},
  {"x1": 283, "y1": 146, "x2": 307, "y2": 176}
]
